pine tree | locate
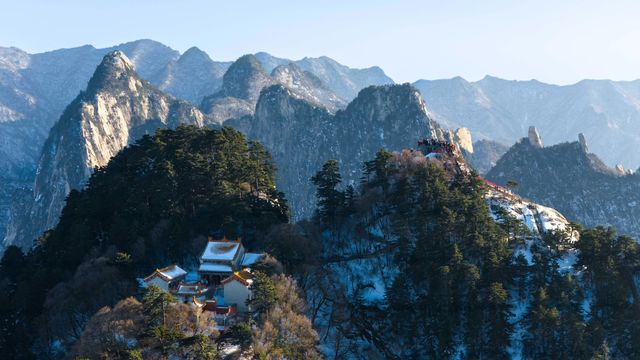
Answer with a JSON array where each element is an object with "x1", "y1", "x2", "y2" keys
[
  {"x1": 248, "y1": 271, "x2": 278, "y2": 319},
  {"x1": 142, "y1": 285, "x2": 176, "y2": 326},
  {"x1": 484, "y1": 282, "x2": 512, "y2": 359},
  {"x1": 311, "y1": 159, "x2": 344, "y2": 225}
]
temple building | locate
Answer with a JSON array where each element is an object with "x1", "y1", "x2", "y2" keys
[
  {"x1": 197, "y1": 238, "x2": 263, "y2": 284},
  {"x1": 221, "y1": 269, "x2": 254, "y2": 313},
  {"x1": 142, "y1": 264, "x2": 187, "y2": 291},
  {"x1": 175, "y1": 282, "x2": 209, "y2": 302}
]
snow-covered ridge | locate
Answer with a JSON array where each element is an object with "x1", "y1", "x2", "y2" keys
[{"x1": 485, "y1": 181, "x2": 579, "y2": 242}]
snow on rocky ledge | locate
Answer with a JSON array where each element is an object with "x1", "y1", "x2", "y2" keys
[{"x1": 484, "y1": 182, "x2": 579, "y2": 242}]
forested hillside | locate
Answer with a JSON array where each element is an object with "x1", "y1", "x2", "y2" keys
[
  {"x1": 299, "y1": 148, "x2": 640, "y2": 359},
  {"x1": 2, "y1": 126, "x2": 639, "y2": 359},
  {"x1": 0, "y1": 126, "x2": 289, "y2": 358}
]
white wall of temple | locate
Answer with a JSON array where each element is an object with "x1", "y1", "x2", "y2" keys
[{"x1": 223, "y1": 280, "x2": 252, "y2": 312}]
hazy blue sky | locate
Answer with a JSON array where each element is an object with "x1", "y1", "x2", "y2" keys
[{"x1": 2, "y1": 0, "x2": 640, "y2": 84}]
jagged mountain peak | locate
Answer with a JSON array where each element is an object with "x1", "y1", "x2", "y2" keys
[
  {"x1": 84, "y1": 51, "x2": 140, "y2": 95},
  {"x1": 214, "y1": 54, "x2": 274, "y2": 101},
  {"x1": 220, "y1": 54, "x2": 273, "y2": 100},
  {"x1": 343, "y1": 83, "x2": 428, "y2": 117},
  {"x1": 108, "y1": 40, "x2": 179, "y2": 77},
  {"x1": 527, "y1": 125, "x2": 543, "y2": 148},
  {"x1": 179, "y1": 46, "x2": 212, "y2": 64},
  {"x1": 151, "y1": 46, "x2": 230, "y2": 105},
  {"x1": 234, "y1": 83, "x2": 443, "y2": 219},
  {"x1": 99, "y1": 50, "x2": 134, "y2": 71},
  {"x1": 199, "y1": 54, "x2": 276, "y2": 121},
  {"x1": 491, "y1": 128, "x2": 635, "y2": 186},
  {"x1": 199, "y1": 52, "x2": 394, "y2": 121},
  {"x1": 227, "y1": 54, "x2": 267, "y2": 74}
]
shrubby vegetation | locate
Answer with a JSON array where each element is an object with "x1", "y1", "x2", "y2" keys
[
  {"x1": 250, "y1": 273, "x2": 321, "y2": 360},
  {"x1": 72, "y1": 285, "x2": 217, "y2": 359}
]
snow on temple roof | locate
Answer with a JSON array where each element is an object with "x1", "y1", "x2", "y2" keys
[
  {"x1": 177, "y1": 283, "x2": 208, "y2": 295},
  {"x1": 199, "y1": 263, "x2": 233, "y2": 274},
  {"x1": 143, "y1": 264, "x2": 187, "y2": 282},
  {"x1": 222, "y1": 269, "x2": 254, "y2": 286},
  {"x1": 160, "y1": 265, "x2": 188, "y2": 279},
  {"x1": 201, "y1": 239, "x2": 242, "y2": 262},
  {"x1": 241, "y1": 253, "x2": 263, "y2": 267}
]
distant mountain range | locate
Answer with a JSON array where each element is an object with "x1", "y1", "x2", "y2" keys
[
  {"x1": 0, "y1": 39, "x2": 393, "y2": 249},
  {"x1": 415, "y1": 76, "x2": 640, "y2": 170},
  {"x1": 3, "y1": 38, "x2": 640, "y2": 251}
]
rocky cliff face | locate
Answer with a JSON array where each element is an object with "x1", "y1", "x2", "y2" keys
[
  {"x1": 230, "y1": 83, "x2": 443, "y2": 218},
  {"x1": 528, "y1": 126, "x2": 543, "y2": 148},
  {"x1": 0, "y1": 40, "x2": 192, "y2": 242},
  {"x1": 486, "y1": 130, "x2": 640, "y2": 237},
  {"x1": 3, "y1": 51, "x2": 209, "y2": 251},
  {"x1": 200, "y1": 54, "x2": 353, "y2": 122}
]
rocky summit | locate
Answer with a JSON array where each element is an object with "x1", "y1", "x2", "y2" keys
[{"x1": 486, "y1": 129, "x2": 640, "y2": 237}]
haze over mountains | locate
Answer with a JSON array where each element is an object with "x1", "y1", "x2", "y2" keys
[
  {"x1": 2, "y1": 38, "x2": 640, "y2": 251},
  {"x1": 0, "y1": 39, "x2": 393, "y2": 250},
  {"x1": 3, "y1": 36, "x2": 640, "y2": 359}
]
